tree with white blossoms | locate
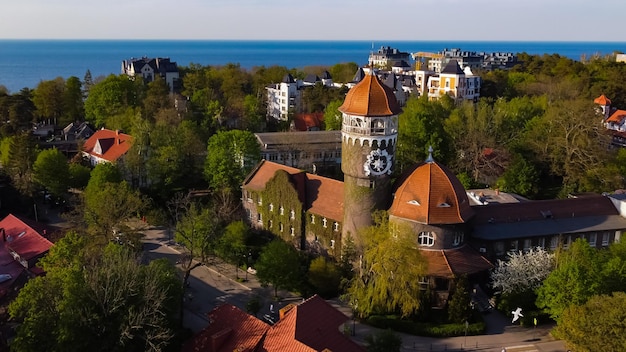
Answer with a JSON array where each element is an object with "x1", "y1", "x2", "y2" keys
[{"x1": 491, "y1": 246, "x2": 555, "y2": 294}]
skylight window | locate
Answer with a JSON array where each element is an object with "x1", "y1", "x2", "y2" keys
[{"x1": 408, "y1": 200, "x2": 420, "y2": 206}]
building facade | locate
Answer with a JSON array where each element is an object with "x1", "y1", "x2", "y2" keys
[{"x1": 121, "y1": 57, "x2": 180, "y2": 92}]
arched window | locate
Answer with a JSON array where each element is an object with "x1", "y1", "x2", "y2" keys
[
  {"x1": 453, "y1": 233, "x2": 464, "y2": 246},
  {"x1": 418, "y1": 232, "x2": 435, "y2": 247}
]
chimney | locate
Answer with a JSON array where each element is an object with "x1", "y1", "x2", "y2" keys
[{"x1": 116, "y1": 130, "x2": 120, "y2": 145}]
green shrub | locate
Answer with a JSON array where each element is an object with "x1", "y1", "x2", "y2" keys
[{"x1": 365, "y1": 311, "x2": 486, "y2": 337}]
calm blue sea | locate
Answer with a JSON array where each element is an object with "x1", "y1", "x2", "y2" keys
[{"x1": 0, "y1": 40, "x2": 625, "y2": 93}]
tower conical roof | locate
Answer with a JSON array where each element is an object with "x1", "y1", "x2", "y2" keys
[
  {"x1": 339, "y1": 71, "x2": 402, "y2": 117},
  {"x1": 389, "y1": 158, "x2": 473, "y2": 224}
]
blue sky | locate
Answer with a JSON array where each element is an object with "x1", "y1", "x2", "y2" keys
[{"x1": 1, "y1": 0, "x2": 625, "y2": 41}]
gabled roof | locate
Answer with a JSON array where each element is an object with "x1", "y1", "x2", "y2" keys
[
  {"x1": 83, "y1": 128, "x2": 132, "y2": 162},
  {"x1": 0, "y1": 214, "x2": 53, "y2": 262},
  {"x1": 352, "y1": 68, "x2": 366, "y2": 83},
  {"x1": 594, "y1": 94, "x2": 611, "y2": 105},
  {"x1": 282, "y1": 74, "x2": 296, "y2": 84},
  {"x1": 242, "y1": 161, "x2": 344, "y2": 221},
  {"x1": 339, "y1": 71, "x2": 402, "y2": 117},
  {"x1": 304, "y1": 74, "x2": 320, "y2": 84},
  {"x1": 441, "y1": 60, "x2": 464, "y2": 75},
  {"x1": 420, "y1": 245, "x2": 493, "y2": 278},
  {"x1": 389, "y1": 160, "x2": 474, "y2": 224},
  {"x1": 181, "y1": 304, "x2": 270, "y2": 352},
  {"x1": 607, "y1": 109, "x2": 626, "y2": 124},
  {"x1": 320, "y1": 71, "x2": 332, "y2": 80},
  {"x1": 261, "y1": 295, "x2": 364, "y2": 352}
]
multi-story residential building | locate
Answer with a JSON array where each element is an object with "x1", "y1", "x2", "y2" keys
[
  {"x1": 121, "y1": 57, "x2": 180, "y2": 92},
  {"x1": 265, "y1": 72, "x2": 335, "y2": 122},
  {"x1": 82, "y1": 128, "x2": 132, "y2": 166},
  {"x1": 368, "y1": 46, "x2": 411, "y2": 69},
  {"x1": 595, "y1": 94, "x2": 626, "y2": 147},
  {"x1": 425, "y1": 60, "x2": 481, "y2": 102}
]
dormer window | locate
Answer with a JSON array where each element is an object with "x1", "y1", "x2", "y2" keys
[
  {"x1": 438, "y1": 202, "x2": 451, "y2": 208},
  {"x1": 408, "y1": 200, "x2": 420, "y2": 206}
]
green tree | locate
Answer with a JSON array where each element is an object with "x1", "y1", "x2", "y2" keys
[
  {"x1": 85, "y1": 162, "x2": 122, "y2": 193},
  {"x1": 364, "y1": 329, "x2": 402, "y2": 352},
  {"x1": 33, "y1": 148, "x2": 69, "y2": 197},
  {"x1": 83, "y1": 181, "x2": 145, "y2": 240},
  {"x1": 536, "y1": 239, "x2": 604, "y2": 321},
  {"x1": 68, "y1": 163, "x2": 91, "y2": 189},
  {"x1": 308, "y1": 256, "x2": 342, "y2": 298},
  {"x1": 1, "y1": 132, "x2": 38, "y2": 195},
  {"x1": 32, "y1": 77, "x2": 65, "y2": 123},
  {"x1": 142, "y1": 76, "x2": 172, "y2": 122},
  {"x1": 255, "y1": 239, "x2": 303, "y2": 298},
  {"x1": 397, "y1": 96, "x2": 451, "y2": 173},
  {"x1": 554, "y1": 292, "x2": 626, "y2": 352},
  {"x1": 495, "y1": 152, "x2": 540, "y2": 197},
  {"x1": 63, "y1": 76, "x2": 84, "y2": 126},
  {"x1": 216, "y1": 220, "x2": 249, "y2": 279},
  {"x1": 204, "y1": 129, "x2": 261, "y2": 191},
  {"x1": 323, "y1": 99, "x2": 343, "y2": 131},
  {"x1": 9, "y1": 233, "x2": 182, "y2": 352},
  {"x1": 84, "y1": 74, "x2": 143, "y2": 127},
  {"x1": 346, "y1": 213, "x2": 428, "y2": 318},
  {"x1": 448, "y1": 275, "x2": 472, "y2": 324}
]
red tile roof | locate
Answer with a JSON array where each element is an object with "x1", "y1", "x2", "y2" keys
[
  {"x1": 83, "y1": 128, "x2": 133, "y2": 163},
  {"x1": 181, "y1": 304, "x2": 270, "y2": 352},
  {"x1": 594, "y1": 94, "x2": 611, "y2": 105},
  {"x1": 339, "y1": 72, "x2": 402, "y2": 117},
  {"x1": 389, "y1": 161, "x2": 474, "y2": 224},
  {"x1": 243, "y1": 161, "x2": 344, "y2": 221},
  {"x1": 261, "y1": 295, "x2": 365, "y2": 352},
  {"x1": 294, "y1": 113, "x2": 324, "y2": 131},
  {"x1": 0, "y1": 214, "x2": 53, "y2": 262},
  {"x1": 607, "y1": 109, "x2": 626, "y2": 124},
  {"x1": 420, "y1": 245, "x2": 493, "y2": 279},
  {"x1": 305, "y1": 174, "x2": 344, "y2": 221}
]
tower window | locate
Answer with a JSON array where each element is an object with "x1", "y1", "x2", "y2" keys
[{"x1": 418, "y1": 232, "x2": 435, "y2": 247}]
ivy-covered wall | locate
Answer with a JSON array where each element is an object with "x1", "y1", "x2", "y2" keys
[{"x1": 303, "y1": 211, "x2": 342, "y2": 258}]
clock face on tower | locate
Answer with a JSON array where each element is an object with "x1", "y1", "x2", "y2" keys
[{"x1": 364, "y1": 149, "x2": 392, "y2": 176}]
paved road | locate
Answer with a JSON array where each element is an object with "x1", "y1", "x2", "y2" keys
[{"x1": 139, "y1": 225, "x2": 568, "y2": 352}]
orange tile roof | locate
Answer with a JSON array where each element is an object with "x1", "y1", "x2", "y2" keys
[
  {"x1": 261, "y1": 295, "x2": 365, "y2": 352},
  {"x1": 83, "y1": 128, "x2": 133, "y2": 162},
  {"x1": 607, "y1": 109, "x2": 626, "y2": 124},
  {"x1": 181, "y1": 304, "x2": 270, "y2": 352},
  {"x1": 420, "y1": 245, "x2": 493, "y2": 278},
  {"x1": 594, "y1": 94, "x2": 611, "y2": 105},
  {"x1": 389, "y1": 161, "x2": 474, "y2": 224},
  {"x1": 294, "y1": 113, "x2": 324, "y2": 131},
  {"x1": 339, "y1": 72, "x2": 402, "y2": 117},
  {"x1": 243, "y1": 161, "x2": 344, "y2": 221}
]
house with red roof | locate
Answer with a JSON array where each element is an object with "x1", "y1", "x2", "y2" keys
[
  {"x1": 182, "y1": 296, "x2": 363, "y2": 352},
  {"x1": 260, "y1": 295, "x2": 365, "y2": 352},
  {"x1": 594, "y1": 94, "x2": 626, "y2": 147},
  {"x1": 82, "y1": 128, "x2": 133, "y2": 166},
  {"x1": 0, "y1": 214, "x2": 54, "y2": 298},
  {"x1": 181, "y1": 304, "x2": 270, "y2": 352}
]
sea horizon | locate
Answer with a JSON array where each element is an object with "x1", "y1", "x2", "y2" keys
[{"x1": 1, "y1": 39, "x2": 625, "y2": 93}]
